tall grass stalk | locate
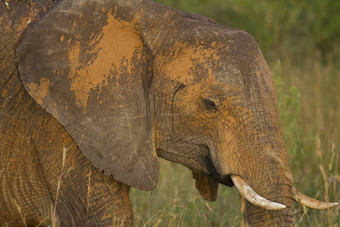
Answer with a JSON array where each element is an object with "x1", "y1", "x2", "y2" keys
[{"x1": 52, "y1": 147, "x2": 68, "y2": 227}]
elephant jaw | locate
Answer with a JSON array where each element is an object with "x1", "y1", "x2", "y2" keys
[{"x1": 230, "y1": 175, "x2": 339, "y2": 211}]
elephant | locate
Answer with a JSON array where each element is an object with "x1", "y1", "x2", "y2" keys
[{"x1": 0, "y1": 0, "x2": 338, "y2": 226}]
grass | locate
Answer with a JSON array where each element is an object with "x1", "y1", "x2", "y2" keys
[
  {"x1": 130, "y1": 159, "x2": 242, "y2": 226},
  {"x1": 280, "y1": 57, "x2": 340, "y2": 226}
]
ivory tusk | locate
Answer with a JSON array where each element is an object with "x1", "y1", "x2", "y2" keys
[
  {"x1": 292, "y1": 187, "x2": 339, "y2": 209},
  {"x1": 231, "y1": 175, "x2": 286, "y2": 210}
]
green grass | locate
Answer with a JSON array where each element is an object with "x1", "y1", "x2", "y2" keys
[
  {"x1": 130, "y1": 0, "x2": 339, "y2": 226},
  {"x1": 130, "y1": 159, "x2": 242, "y2": 227},
  {"x1": 274, "y1": 58, "x2": 340, "y2": 226}
]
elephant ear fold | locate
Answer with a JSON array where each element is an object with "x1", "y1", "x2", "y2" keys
[
  {"x1": 16, "y1": 0, "x2": 159, "y2": 190},
  {"x1": 192, "y1": 172, "x2": 219, "y2": 202}
]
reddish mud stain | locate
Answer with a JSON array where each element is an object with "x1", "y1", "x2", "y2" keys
[
  {"x1": 157, "y1": 44, "x2": 222, "y2": 85},
  {"x1": 28, "y1": 78, "x2": 50, "y2": 105},
  {"x1": 67, "y1": 13, "x2": 143, "y2": 109}
]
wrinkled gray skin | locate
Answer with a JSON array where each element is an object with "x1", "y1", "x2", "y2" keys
[{"x1": 0, "y1": 0, "x2": 298, "y2": 226}]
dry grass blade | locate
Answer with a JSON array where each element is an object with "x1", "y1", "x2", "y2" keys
[
  {"x1": 142, "y1": 197, "x2": 182, "y2": 227},
  {"x1": 328, "y1": 143, "x2": 335, "y2": 171},
  {"x1": 240, "y1": 196, "x2": 246, "y2": 227},
  {"x1": 52, "y1": 147, "x2": 68, "y2": 226}
]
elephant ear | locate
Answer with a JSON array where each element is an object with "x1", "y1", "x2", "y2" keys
[{"x1": 16, "y1": 0, "x2": 158, "y2": 190}]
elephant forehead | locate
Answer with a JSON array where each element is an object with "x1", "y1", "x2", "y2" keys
[
  {"x1": 154, "y1": 34, "x2": 278, "y2": 113},
  {"x1": 155, "y1": 43, "x2": 247, "y2": 92},
  {"x1": 156, "y1": 44, "x2": 224, "y2": 83}
]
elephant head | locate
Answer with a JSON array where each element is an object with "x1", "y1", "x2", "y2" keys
[{"x1": 16, "y1": 0, "x2": 338, "y2": 225}]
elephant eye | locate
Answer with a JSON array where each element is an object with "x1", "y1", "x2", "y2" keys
[
  {"x1": 202, "y1": 93, "x2": 221, "y2": 112},
  {"x1": 204, "y1": 98, "x2": 217, "y2": 110}
]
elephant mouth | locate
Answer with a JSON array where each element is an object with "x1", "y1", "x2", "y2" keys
[
  {"x1": 155, "y1": 143, "x2": 234, "y2": 186},
  {"x1": 155, "y1": 142, "x2": 234, "y2": 186},
  {"x1": 194, "y1": 145, "x2": 287, "y2": 209},
  {"x1": 203, "y1": 153, "x2": 233, "y2": 187},
  {"x1": 198, "y1": 144, "x2": 234, "y2": 186},
  {"x1": 210, "y1": 170, "x2": 233, "y2": 187}
]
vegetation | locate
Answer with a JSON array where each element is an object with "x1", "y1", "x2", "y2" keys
[{"x1": 131, "y1": 0, "x2": 340, "y2": 226}]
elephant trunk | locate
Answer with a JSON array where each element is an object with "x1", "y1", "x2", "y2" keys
[
  {"x1": 241, "y1": 164, "x2": 293, "y2": 226},
  {"x1": 213, "y1": 113, "x2": 295, "y2": 225},
  {"x1": 211, "y1": 135, "x2": 293, "y2": 225},
  {"x1": 225, "y1": 136, "x2": 338, "y2": 225},
  {"x1": 231, "y1": 175, "x2": 286, "y2": 210},
  {"x1": 245, "y1": 205, "x2": 293, "y2": 226},
  {"x1": 241, "y1": 172, "x2": 294, "y2": 226}
]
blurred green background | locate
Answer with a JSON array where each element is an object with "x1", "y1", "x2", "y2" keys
[{"x1": 131, "y1": 0, "x2": 340, "y2": 226}]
